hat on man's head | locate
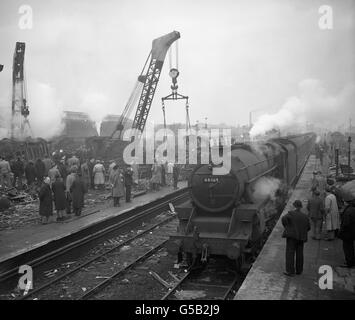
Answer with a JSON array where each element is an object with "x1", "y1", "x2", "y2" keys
[{"x1": 293, "y1": 200, "x2": 303, "y2": 209}]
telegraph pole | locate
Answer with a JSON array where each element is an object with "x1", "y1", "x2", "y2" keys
[{"x1": 348, "y1": 118, "x2": 352, "y2": 178}]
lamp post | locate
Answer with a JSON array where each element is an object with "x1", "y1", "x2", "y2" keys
[{"x1": 348, "y1": 136, "x2": 352, "y2": 178}]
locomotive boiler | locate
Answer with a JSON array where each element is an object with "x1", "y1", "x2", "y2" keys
[{"x1": 168, "y1": 133, "x2": 316, "y2": 268}]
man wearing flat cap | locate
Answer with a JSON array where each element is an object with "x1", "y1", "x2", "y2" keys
[{"x1": 282, "y1": 200, "x2": 311, "y2": 276}]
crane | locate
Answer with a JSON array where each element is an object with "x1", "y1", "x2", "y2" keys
[
  {"x1": 110, "y1": 31, "x2": 180, "y2": 139},
  {"x1": 11, "y1": 42, "x2": 32, "y2": 139}
]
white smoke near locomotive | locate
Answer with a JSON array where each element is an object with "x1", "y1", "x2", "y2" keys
[{"x1": 168, "y1": 133, "x2": 316, "y2": 269}]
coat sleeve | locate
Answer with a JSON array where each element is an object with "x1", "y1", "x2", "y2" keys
[{"x1": 281, "y1": 214, "x2": 289, "y2": 227}]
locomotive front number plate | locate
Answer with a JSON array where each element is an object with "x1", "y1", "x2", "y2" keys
[{"x1": 203, "y1": 177, "x2": 220, "y2": 183}]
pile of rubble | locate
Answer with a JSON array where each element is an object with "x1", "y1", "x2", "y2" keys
[{"x1": 0, "y1": 186, "x2": 40, "y2": 230}]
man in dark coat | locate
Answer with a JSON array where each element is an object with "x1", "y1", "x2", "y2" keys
[
  {"x1": 124, "y1": 165, "x2": 133, "y2": 203},
  {"x1": 11, "y1": 156, "x2": 25, "y2": 189},
  {"x1": 25, "y1": 161, "x2": 37, "y2": 186},
  {"x1": 282, "y1": 200, "x2": 311, "y2": 276},
  {"x1": 70, "y1": 173, "x2": 87, "y2": 216},
  {"x1": 338, "y1": 199, "x2": 355, "y2": 268},
  {"x1": 39, "y1": 177, "x2": 53, "y2": 224},
  {"x1": 52, "y1": 173, "x2": 66, "y2": 222},
  {"x1": 307, "y1": 190, "x2": 324, "y2": 240},
  {"x1": 57, "y1": 159, "x2": 67, "y2": 185},
  {"x1": 35, "y1": 158, "x2": 46, "y2": 186}
]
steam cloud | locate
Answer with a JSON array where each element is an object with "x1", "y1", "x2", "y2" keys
[
  {"x1": 253, "y1": 176, "x2": 281, "y2": 202},
  {"x1": 28, "y1": 81, "x2": 65, "y2": 139},
  {"x1": 250, "y1": 79, "x2": 355, "y2": 138}
]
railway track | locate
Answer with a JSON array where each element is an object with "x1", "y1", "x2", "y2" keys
[
  {"x1": 162, "y1": 262, "x2": 240, "y2": 300},
  {"x1": 19, "y1": 213, "x2": 177, "y2": 300},
  {"x1": 0, "y1": 188, "x2": 189, "y2": 291}
]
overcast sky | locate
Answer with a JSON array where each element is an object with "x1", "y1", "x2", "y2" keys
[{"x1": 0, "y1": 0, "x2": 354, "y2": 137}]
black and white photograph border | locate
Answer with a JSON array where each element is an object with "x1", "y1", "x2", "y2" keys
[{"x1": 0, "y1": 0, "x2": 354, "y2": 308}]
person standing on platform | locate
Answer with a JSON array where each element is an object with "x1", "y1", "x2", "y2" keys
[
  {"x1": 93, "y1": 160, "x2": 105, "y2": 190},
  {"x1": 11, "y1": 156, "x2": 24, "y2": 190},
  {"x1": 282, "y1": 200, "x2": 311, "y2": 276},
  {"x1": 57, "y1": 158, "x2": 67, "y2": 185},
  {"x1": 324, "y1": 187, "x2": 340, "y2": 240},
  {"x1": 42, "y1": 155, "x2": 52, "y2": 176},
  {"x1": 110, "y1": 165, "x2": 125, "y2": 207},
  {"x1": 35, "y1": 158, "x2": 46, "y2": 186},
  {"x1": 338, "y1": 199, "x2": 355, "y2": 268},
  {"x1": 88, "y1": 158, "x2": 95, "y2": 189},
  {"x1": 65, "y1": 166, "x2": 77, "y2": 215},
  {"x1": 39, "y1": 177, "x2": 53, "y2": 224},
  {"x1": 25, "y1": 160, "x2": 36, "y2": 187},
  {"x1": 81, "y1": 159, "x2": 91, "y2": 192},
  {"x1": 315, "y1": 171, "x2": 327, "y2": 199},
  {"x1": 70, "y1": 172, "x2": 87, "y2": 216},
  {"x1": 124, "y1": 164, "x2": 133, "y2": 203},
  {"x1": 0, "y1": 156, "x2": 12, "y2": 188},
  {"x1": 307, "y1": 190, "x2": 325, "y2": 240},
  {"x1": 52, "y1": 173, "x2": 66, "y2": 222}
]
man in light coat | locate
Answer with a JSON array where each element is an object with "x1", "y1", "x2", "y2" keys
[
  {"x1": 324, "y1": 187, "x2": 340, "y2": 240},
  {"x1": 0, "y1": 156, "x2": 12, "y2": 188}
]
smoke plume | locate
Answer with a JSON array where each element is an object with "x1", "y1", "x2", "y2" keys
[
  {"x1": 252, "y1": 176, "x2": 281, "y2": 202},
  {"x1": 28, "y1": 81, "x2": 65, "y2": 139},
  {"x1": 250, "y1": 79, "x2": 355, "y2": 138}
]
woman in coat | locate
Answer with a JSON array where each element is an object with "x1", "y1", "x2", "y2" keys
[
  {"x1": 39, "y1": 177, "x2": 53, "y2": 224},
  {"x1": 52, "y1": 173, "x2": 66, "y2": 222},
  {"x1": 81, "y1": 160, "x2": 91, "y2": 191},
  {"x1": 109, "y1": 165, "x2": 125, "y2": 207},
  {"x1": 70, "y1": 173, "x2": 87, "y2": 216},
  {"x1": 25, "y1": 161, "x2": 37, "y2": 186},
  {"x1": 93, "y1": 160, "x2": 106, "y2": 190},
  {"x1": 324, "y1": 187, "x2": 340, "y2": 240}
]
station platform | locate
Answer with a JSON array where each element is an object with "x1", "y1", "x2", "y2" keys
[
  {"x1": 235, "y1": 156, "x2": 355, "y2": 300},
  {"x1": 0, "y1": 181, "x2": 187, "y2": 264}
]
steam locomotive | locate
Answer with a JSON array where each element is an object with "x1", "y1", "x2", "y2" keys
[{"x1": 168, "y1": 133, "x2": 316, "y2": 268}]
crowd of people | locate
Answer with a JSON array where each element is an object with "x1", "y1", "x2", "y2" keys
[
  {"x1": 282, "y1": 166, "x2": 355, "y2": 277},
  {"x1": 0, "y1": 153, "x2": 182, "y2": 225}
]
